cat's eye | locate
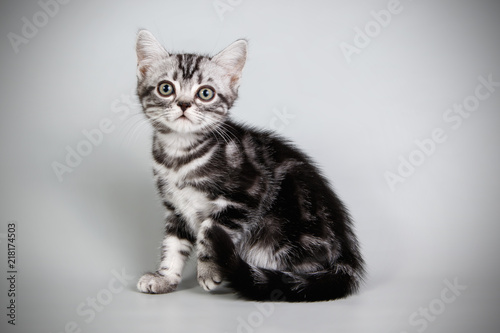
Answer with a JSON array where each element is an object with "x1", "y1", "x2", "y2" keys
[
  {"x1": 157, "y1": 81, "x2": 175, "y2": 97},
  {"x1": 197, "y1": 86, "x2": 215, "y2": 101}
]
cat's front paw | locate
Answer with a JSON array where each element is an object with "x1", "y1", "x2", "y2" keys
[
  {"x1": 137, "y1": 272, "x2": 178, "y2": 294},
  {"x1": 197, "y1": 262, "x2": 223, "y2": 291}
]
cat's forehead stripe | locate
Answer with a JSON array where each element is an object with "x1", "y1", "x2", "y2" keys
[{"x1": 175, "y1": 53, "x2": 205, "y2": 81}]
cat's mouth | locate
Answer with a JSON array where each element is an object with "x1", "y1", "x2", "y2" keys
[
  {"x1": 175, "y1": 114, "x2": 191, "y2": 122},
  {"x1": 173, "y1": 113, "x2": 199, "y2": 126}
]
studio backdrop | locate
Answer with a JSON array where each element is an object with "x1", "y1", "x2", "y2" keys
[{"x1": 0, "y1": 1, "x2": 499, "y2": 332}]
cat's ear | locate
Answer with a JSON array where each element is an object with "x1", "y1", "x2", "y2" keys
[
  {"x1": 136, "y1": 30, "x2": 169, "y2": 79},
  {"x1": 212, "y1": 39, "x2": 247, "y2": 88}
]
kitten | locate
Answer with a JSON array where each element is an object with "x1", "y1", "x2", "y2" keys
[{"x1": 135, "y1": 30, "x2": 365, "y2": 302}]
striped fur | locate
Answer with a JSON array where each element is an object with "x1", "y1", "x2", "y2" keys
[{"x1": 135, "y1": 30, "x2": 365, "y2": 302}]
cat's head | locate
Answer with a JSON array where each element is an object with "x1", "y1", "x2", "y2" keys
[{"x1": 135, "y1": 30, "x2": 247, "y2": 134}]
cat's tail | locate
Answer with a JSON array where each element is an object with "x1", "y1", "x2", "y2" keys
[{"x1": 206, "y1": 225, "x2": 364, "y2": 302}]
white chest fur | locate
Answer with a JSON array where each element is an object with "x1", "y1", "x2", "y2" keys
[{"x1": 153, "y1": 133, "x2": 218, "y2": 234}]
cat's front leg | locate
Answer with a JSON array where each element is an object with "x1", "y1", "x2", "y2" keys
[
  {"x1": 137, "y1": 234, "x2": 193, "y2": 293},
  {"x1": 196, "y1": 219, "x2": 224, "y2": 291},
  {"x1": 137, "y1": 215, "x2": 195, "y2": 294}
]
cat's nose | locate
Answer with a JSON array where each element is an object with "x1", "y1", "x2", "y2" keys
[{"x1": 177, "y1": 101, "x2": 192, "y2": 112}]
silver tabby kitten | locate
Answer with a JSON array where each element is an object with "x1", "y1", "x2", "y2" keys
[{"x1": 135, "y1": 30, "x2": 364, "y2": 302}]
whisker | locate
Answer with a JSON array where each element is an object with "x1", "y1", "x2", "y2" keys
[
  {"x1": 119, "y1": 110, "x2": 173, "y2": 146},
  {"x1": 191, "y1": 112, "x2": 231, "y2": 145},
  {"x1": 191, "y1": 111, "x2": 240, "y2": 145}
]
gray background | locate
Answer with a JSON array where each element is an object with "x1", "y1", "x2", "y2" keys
[{"x1": 1, "y1": 0, "x2": 499, "y2": 332}]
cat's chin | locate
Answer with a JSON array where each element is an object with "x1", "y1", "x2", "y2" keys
[{"x1": 164, "y1": 118, "x2": 206, "y2": 135}]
